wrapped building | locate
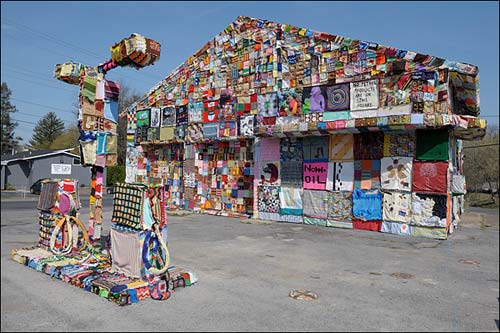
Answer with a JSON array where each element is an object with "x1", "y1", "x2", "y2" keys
[{"x1": 124, "y1": 16, "x2": 485, "y2": 240}]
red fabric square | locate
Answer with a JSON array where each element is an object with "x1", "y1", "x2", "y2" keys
[
  {"x1": 412, "y1": 161, "x2": 448, "y2": 194},
  {"x1": 352, "y1": 219, "x2": 382, "y2": 232}
]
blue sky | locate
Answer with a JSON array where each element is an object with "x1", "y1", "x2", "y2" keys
[{"x1": 1, "y1": 1, "x2": 498, "y2": 144}]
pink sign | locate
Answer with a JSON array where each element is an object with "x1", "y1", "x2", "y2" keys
[{"x1": 304, "y1": 162, "x2": 328, "y2": 190}]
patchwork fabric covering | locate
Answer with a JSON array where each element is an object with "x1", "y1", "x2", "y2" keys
[
  {"x1": 258, "y1": 186, "x2": 280, "y2": 214},
  {"x1": 384, "y1": 132, "x2": 415, "y2": 157},
  {"x1": 121, "y1": 16, "x2": 481, "y2": 239},
  {"x1": 303, "y1": 190, "x2": 329, "y2": 219},
  {"x1": 11, "y1": 246, "x2": 196, "y2": 306},
  {"x1": 354, "y1": 132, "x2": 384, "y2": 160},
  {"x1": 327, "y1": 191, "x2": 352, "y2": 221},
  {"x1": 279, "y1": 187, "x2": 303, "y2": 216},
  {"x1": 354, "y1": 160, "x2": 381, "y2": 190}
]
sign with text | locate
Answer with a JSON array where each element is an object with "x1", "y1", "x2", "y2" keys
[
  {"x1": 51, "y1": 163, "x2": 71, "y2": 175},
  {"x1": 304, "y1": 162, "x2": 328, "y2": 190},
  {"x1": 350, "y1": 80, "x2": 379, "y2": 111}
]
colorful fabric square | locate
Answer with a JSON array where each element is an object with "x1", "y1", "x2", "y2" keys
[
  {"x1": 149, "y1": 107, "x2": 161, "y2": 127},
  {"x1": 280, "y1": 161, "x2": 303, "y2": 186},
  {"x1": 259, "y1": 138, "x2": 281, "y2": 161},
  {"x1": 380, "y1": 157, "x2": 412, "y2": 191},
  {"x1": 327, "y1": 191, "x2": 352, "y2": 221},
  {"x1": 416, "y1": 129, "x2": 449, "y2": 161},
  {"x1": 354, "y1": 132, "x2": 384, "y2": 160},
  {"x1": 106, "y1": 134, "x2": 118, "y2": 154},
  {"x1": 303, "y1": 162, "x2": 328, "y2": 190},
  {"x1": 410, "y1": 193, "x2": 447, "y2": 227},
  {"x1": 280, "y1": 138, "x2": 303, "y2": 162},
  {"x1": 37, "y1": 180, "x2": 59, "y2": 211},
  {"x1": 257, "y1": 93, "x2": 278, "y2": 117},
  {"x1": 326, "y1": 220, "x2": 353, "y2": 229},
  {"x1": 279, "y1": 215, "x2": 303, "y2": 223},
  {"x1": 136, "y1": 109, "x2": 150, "y2": 127},
  {"x1": 147, "y1": 127, "x2": 160, "y2": 141},
  {"x1": 302, "y1": 189, "x2": 328, "y2": 219},
  {"x1": 259, "y1": 161, "x2": 280, "y2": 186},
  {"x1": 411, "y1": 226, "x2": 447, "y2": 240},
  {"x1": 236, "y1": 94, "x2": 258, "y2": 116},
  {"x1": 105, "y1": 80, "x2": 120, "y2": 100},
  {"x1": 104, "y1": 100, "x2": 119, "y2": 123},
  {"x1": 303, "y1": 136, "x2": 329, "y2": 161},
  {"x1": 176, "y1": 105, "x2": 188, "y2": 126},
  {"x1": 354, "y1": 160, "x2": 381, "y2": 190},
  {"x1": 111, "y1": 183, "x2": 146, "y2": 230},
  {"x1": 127, "y1": 109, "x2": 137, "y2": 130},
  {"x1": 412, "y1": 161, "x2": 448, "y2": 194},
  {"x1": 381, "y1": 221, "x2": 412, "y2": 235},
  {"x1": 352, "y1": 219, "x2": 382, "y2": 232},
  {"x1": 329, "y1": 134, "x2": 354, "y2": 161},
  {"x1": 382, "y1": 191, "x2": 411, "y2": 223},
  {"x1": 279, "y1": 187, "x2": 303, "y2": 216},
  {"x1": 239, "y1": 115, "x2": 255, "y2": 136},
  {"x1": 258, "y1": 186, "x2": 280, "y2": 213},
  {"x1": 302, "y1": 86, "x2": 327, "y2": 113},
  {"x1": 327, "y1": 162, "x2": 354, "y2": 191},
  {"x1": 82, "y1": 76, "x2": 97, "y2": 103},
  {"x1": 323, "y1": 111, "x2": 350, "y2": 122},
  {"x1": 352, "y1": 188, "x2": 382, "y2": 221},
  {"x1": 188, "y1": 101, "x2": 203, "y2": 123},
  {"x1": 203, "y1": 123, "x2": 219, "y2": 138},
  {"x1": 80, "y1": 140, "x2": 96, "y2": 165},
  {"x1": 383, "y1": 132, "x2": 415, "y2": 157},
  {"x1": 185, "y1": 124, "x2": 203, "y2": 143},
  {"x1": 325, "y1": 83, "x2": 350, "y2": 111},
  {"x1": 304, "y1": 216, "x2": 327, "y2": 226},
  {"x1": 203, "y1": 100, "x2": 220, "y2": 123},
  {"x1": 218, "y1": 121, "x2": 237, "y2": 138}
]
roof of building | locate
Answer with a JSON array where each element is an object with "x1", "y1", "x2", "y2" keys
[
  {"x1": 123, "y1": 15, "x2": 485, "y2": 142},
  {"x1": 1, "y1": 148, "x2": 79, "y2": 165}
]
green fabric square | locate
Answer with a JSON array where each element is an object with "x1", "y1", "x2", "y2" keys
[{"x1": 416, "y1": 129, "x2": 449, "y2": 161}]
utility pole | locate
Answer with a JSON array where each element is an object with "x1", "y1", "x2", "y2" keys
[{"x1": 54, "y1": 34, "x2": 161, "y2": 248}]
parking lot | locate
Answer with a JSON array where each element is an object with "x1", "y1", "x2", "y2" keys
[{"x1": 1, "y1": 199, "x2": 499, "y2": 332}]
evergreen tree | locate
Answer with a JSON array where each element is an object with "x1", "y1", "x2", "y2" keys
[
  {"x1": 29, "y1": 112, "x2": 65, "y2": 149},
  {"x1": 1, "y1": 82, "x2": 22, "y2": 153}
]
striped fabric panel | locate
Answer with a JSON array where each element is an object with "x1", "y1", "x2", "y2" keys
[{"x1": 329, "y1": 134, "x2": 354, "y2": 161}]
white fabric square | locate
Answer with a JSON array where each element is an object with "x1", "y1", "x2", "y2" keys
[
  {"x1": 382, "y1": 191, "x2": 411, "y2": 223},
  {"x1": 327, "y1": 162, "x2": 354, "y2": 191},
  {"x1": 381, "y1": 157, "x2": 412, "y2": 192}
]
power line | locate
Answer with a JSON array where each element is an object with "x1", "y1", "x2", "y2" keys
[
  {"x1": 2, "y1": 18, "x2": 164, "y2": 82},
  {"x1": 17, "y1": 111, "x2": 75, "y2": 123},
  {"x1": 463, "y1": 143, "x2": 499, "y2": 149},
  {"x1": 10, "y1": 97, "x2": 77, "y2": 115},
  {"x1": 2, "y1": 74, "x2": 78, "y2": 94},
  {"x1": 2, "y1": 17, "x2": 103, "y2": 59}
]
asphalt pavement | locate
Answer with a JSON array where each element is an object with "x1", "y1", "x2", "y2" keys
[{"x1": 1, "y1": 198, "x2": 499, "y2": 332}]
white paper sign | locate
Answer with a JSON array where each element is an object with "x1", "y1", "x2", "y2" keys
[
  {"x1": 51, "y1": 163, "x2": 71, "y2": 175},
  {"x1": 350, "y1": 80, "x2": 379, "y2": 111}
]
